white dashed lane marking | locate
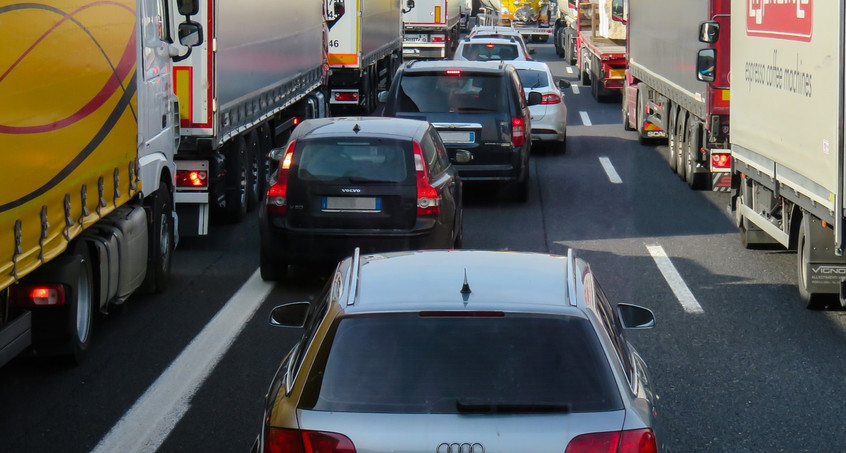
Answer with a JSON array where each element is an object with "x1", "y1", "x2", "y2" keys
[
  {"x1": 645, "y1": 244, "x2": 704, "y2": 314},
  {"x1": 599, "y1": 157, "x2": 623, "y2": 184},
  {"x1": 579, "y1": 111, "x2": 591, "y2": 125}
]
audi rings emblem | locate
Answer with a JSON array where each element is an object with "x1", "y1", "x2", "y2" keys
[{"x1": 436, "y1": 442, "x2": 485, "y2": 453}]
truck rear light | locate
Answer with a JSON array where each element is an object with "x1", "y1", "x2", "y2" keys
[
  {"x1": 9, "y1": 284, "x2": 66, "y2": 307},
  {"x1": 334, "y1": 92, "x2": 358, "y2": 102},
  {"x1": 711, "y1": 152, "x2": 731, "y2": 169},
  {"x1": 413, "y1": 141, "x2": 441, "y2": 216},
  {"x1": 176, "y1": 170, "x2": 208, "y2": 188},
  {"x1": 511, "y1": 117, "x2": 525, "y2": 147},
  {"x1": 565, "y1": 429, "x2": 657, "y2": 453},
  {"x1": 266, "y1": 140, "x2": 296, "y2": 214},
  {"x1": 541, "y1": 93, "x2": 561, "y2": 104},
  {"x1": 431, "y1": 34, "x2": 445, "y2": 42},
  {"x1": 265, "y1": 427, "x2": 356, "y2": 453}
]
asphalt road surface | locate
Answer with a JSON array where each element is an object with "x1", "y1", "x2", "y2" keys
[{"x1": 1, "y1": 41, "x2": 845, "y2": 453}]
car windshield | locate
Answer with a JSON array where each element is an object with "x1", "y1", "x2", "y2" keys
[
  {"x1": 517, "y1": 69, "x2": 549, "y2": 89},
  {"x1": 461, "y1": 43, "x2": 520, "y2": 61},
  {"x1": 299, "y1": 313, "x2": 623, "y2": 414},
  {"x1": 397, "y1": 73, "x2": 506, "y2": 113},
  {"x1": 294, "y1": 138, "x2": 410, "y2": 183}
]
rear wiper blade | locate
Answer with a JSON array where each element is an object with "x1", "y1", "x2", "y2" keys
[
  {"x1": 454, "y1": 107, "x2": 496, "y2": 112},
  {"x1": 456, "y1": 400, "x2": 571, "y2": 414},
  {"x1": 347, "y1": 176, "x2": 395, "y2": 183}
]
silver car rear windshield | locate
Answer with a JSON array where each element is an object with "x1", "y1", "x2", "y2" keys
[
  {"x1": 398, "y1": 73, "x2": 507, "y2": 113},
  {"x1": 299, "y1": 313, "x2": 623, "y2": 414},
  {"x1": 294, "y1": 138, "x2": 410, "y2": 183},
  {"x1": 516, "y1": 69, "x2": 550, "y2": 90}
]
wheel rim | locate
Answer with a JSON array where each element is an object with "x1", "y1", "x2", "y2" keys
[
  {"x1": 158, "y1": 208, "x2": 171, "y2": 273},
  {"x1": 76, "y1": 263, "x2": 91, "y2": 343}
]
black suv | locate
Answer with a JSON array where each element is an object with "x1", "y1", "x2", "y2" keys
[
  {"x1": 380, "y1": 60, "x2": 541, "y2": 201},
  {"x1": 258, "y1": 117, "x2": 464, "y2": 280}
]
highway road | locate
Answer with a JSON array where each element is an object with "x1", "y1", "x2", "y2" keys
[{"x1": 1, "y1": 42, "x2": 845, "y2": 453}]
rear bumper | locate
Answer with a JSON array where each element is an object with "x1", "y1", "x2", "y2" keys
[{"x1": 260, "y1": 214, "x2": 449, "y2": 265}]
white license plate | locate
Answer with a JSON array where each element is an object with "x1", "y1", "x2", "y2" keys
[
  {"x1": 404, "y1": 34, "x2": 428, "y2": 43},
  {"x1": 323, "y1": 197, "x2": 381, "y2": 211},
  {"x1": 439, "y1": 131, "x2": 475, "y2": 144}
]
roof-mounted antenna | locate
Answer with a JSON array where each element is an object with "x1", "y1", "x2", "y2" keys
[
  {"x1": 352, "y1": 123, "x2": 361, "y2": 134},
  {"x1": 461, "y1": 268, "x2": 471, "y2": 295}
]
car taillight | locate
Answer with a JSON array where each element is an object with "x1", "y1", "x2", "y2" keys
[
  {"x1": 511, "y1": 117, "x2": 525, "y2": 147},
  {"x1": 541, "y1": 93, "x2": 561, "y2": 104},
  {"x1": 175, "y1": 169, "x2": 208, "y2": 188},
  {"x1": 413, "y1": 141, "x2": 441, "y2": 216},
  {"x1": 265, "y1": 427, "x2": 356, "y2": 453},
  {"x1": 265, "y1": 140, "x2": 296, "y2": 214},
  {"x1": 711, "y1": 152, "x2": 731, "y2": 169},
  {"x1": 9, "y1": 284, "x2": 66, "y2": 307},
  {"x1": 565, "y1": 429, "x2": 657, "y2": 453}
]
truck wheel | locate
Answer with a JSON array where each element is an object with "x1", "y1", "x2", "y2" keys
[
  {"x1": 622, "y1": 90, "x2": 634, "y2": 131},
  {"x1": 797, "y1": 221, "x2": 826, "y2": 309},
  {"x1": 64, "y1": 246, "x2": 94, "y2": 365},
  {"x1": 223, "y1": 136, "x2": 249, "y2": 222},
  {"x1": 246, "y1": 130, "x2": 261, "y2": 210},
  {"x1": 580, "y1": 50, "x2": 591, "y2": 86},
  {"x1": 141, "y1": 185, "x2": 174, "y2": 294},
  {"x1": 636, "y1": 90, "x2": 649, "y2": 145},
  {"x1": 257, "y1": 122, "x2": 274, "y2": 197},
  {"x1": 675, "y1": 114, "x2": 687, "y2": 178},
  {"x1": 685, "y1": 121, "x2": 706, "y2": 189},
  {"x1": 667, "y1": 107, "x2": 678, "y2": 170},
  {"x1": 554, "y1": 28, "x2": 565, "y2": 57},
  {"x1": 567, "y1": 34, "x2": 577, "y2": 65}
]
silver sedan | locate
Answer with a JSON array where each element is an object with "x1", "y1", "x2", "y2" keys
[{"x1": 511, "y1": 60, "x2": 569, "y2": 153}]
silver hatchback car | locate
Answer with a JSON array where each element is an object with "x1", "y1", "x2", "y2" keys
[{"x1": 254, "y1": 249, "x2": 664, "y2": 453}]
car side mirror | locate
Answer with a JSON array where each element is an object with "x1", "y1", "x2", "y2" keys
[
  {"x1": 558, "y1": 79, "x2": 571, "y2": 90},
  {"x1": 454, "y1": 150, "x2": 473, "y2": 163},
  {"x1": 617, "y1": 303, "x2": 656, "y2": 329},
  {"x1": 699, "y1": 21, "x2": 719, "y2": 43},
  {"x1": 269, "y1": 146, "x2": 287, "y2": 163},
  {"x1": 377, "y1": 90, "x2": 388, "y2": 104},
  {"x1": 696, "y1": 48, "x2": 716, "y2": 82},
  {"x1": 269, "y1": 302, "x2": 311, "y2": 328},
  {"x1": 527, "y1": 91, "x2": 543, "y2": 106}
]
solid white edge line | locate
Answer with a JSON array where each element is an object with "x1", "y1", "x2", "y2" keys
[
  {"x1": 598, "y1": 157, "x2": 623, "y2": 184},
  {"x1": 645, "y1": 244, "x2": 704, "y2": 314},
  {"x1": 92, "y1": 269, "x2": 275, "y2": 453},
  {"x1": 579, "y1": 110, "x2": 591, "y2": 126}
]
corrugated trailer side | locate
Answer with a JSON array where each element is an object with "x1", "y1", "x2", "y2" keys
[
  {"x1": 730, "y1": 0, "x2": 846, "y2": 308},
  {"x1": 173, "y1": 0, "x2": 328, "y2": 234}
]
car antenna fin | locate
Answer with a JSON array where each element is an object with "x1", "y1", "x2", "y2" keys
[
  {"x1": 460, "y1": 268, "x2": 471, "y2": 304},
  {"x1": 353, "y1": 123, "x2": 361, "y2": 134}
]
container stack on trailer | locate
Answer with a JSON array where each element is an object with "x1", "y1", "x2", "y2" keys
[
  {"x1": 617, "y1": 0, "x2": 731, "y2": 190},
  {"x1": 328, "y1": 0, "x2": 403, "y2": 113},
  {"x1": 172, "y1": 0, "x2": 329, "y2": 236},
  {"x1": 0, "y1": 0, "x2": 200, "y2": 366},
  {"x1": 729, "y1": 0, "x2": 846, "y2": 308},
  {"x1": 402, "y1": 0, "x2": 461, "y2": 60}
]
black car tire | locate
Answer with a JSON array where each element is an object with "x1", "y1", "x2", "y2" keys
[{"x1": 797, "y1": 222, "x2": 826, "y2": 310}]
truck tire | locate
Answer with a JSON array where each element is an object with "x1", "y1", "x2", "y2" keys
[
  {"x1": 675, "y1": 114, "x2": 687, "y2": 178},
  {"x1": 567, "y1": 33, "x2": 577, "y2": 65},
  {"x1": 797, "y1": 219, "x2": 827, "y2": 310},
  {"x1": 56, "y1": 244, "x2": 94, "y2": 365},
  {"x1": 554, "y1": 27, "x2": 565, "y2": 57},
  {"x1": 622, "y1": 90, "x2": 634, "y2": 131},
  {"x1": 141, "y1": 185, "x2": 174, "y2": 294},
  {"x1": 636, "y1": 89, "x2": 649, "y2": 145},
  {"x1": 246, "y1": 130, "x2": 261, "y2": 210},
  {"x1": 667, "y1": 107, "x2": 678, "y2": 171},
  {"x1": 685, "y1": 121, "x2": 706, "y2": 189},
  {"x1": 580, "y1": 50, "x2": 591, "y2": 86},
  {"x1": 223, "y1": 136, "x2": 249, "y2": 222}
]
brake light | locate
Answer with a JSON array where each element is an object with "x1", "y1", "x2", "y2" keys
[
  {"x1": 564, "y1": 429, "x2": 657, "y2": 453},
  {"x1": 541, "y1": 93, "x2": 561, "y2": 104},
  {"x1": 266, "y1": 140, "x2": 296, "y2": 214},
  {"x1": 711, "y1": 152, "x2": 731, "y2": 169},
  {"x1": 9, "y1": 284, "x2": 66, "y2": 307},
  {"x1": 413, "y1": 141, "x2": 441, "y2": 216},
  {"x1": 445, "y1": 69, "x2": 462, "y2": 76},
  {"x1": 511, "y1": 117, "x2": 525, "y2": 147},
  {"x1": 265, "y1": 427, "x2": 356, "y2": 453},
  {"x1": 175, "y1": 170, "x2": 208, "y2": 188},
  {"x1": 485, "y1": 43, "x2": 495, "y2": 48},
  {"x1": 431, "y1": 34, "x2": 445, "y2": 42}
]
